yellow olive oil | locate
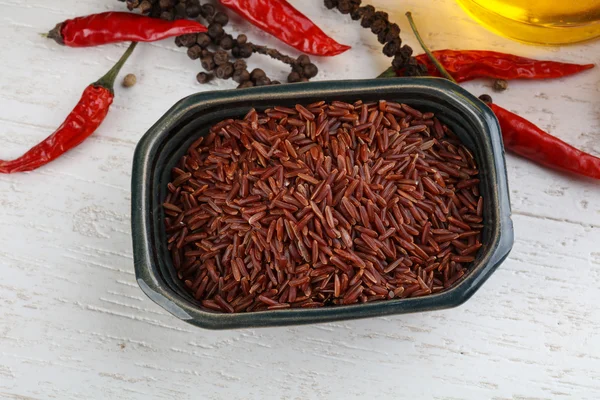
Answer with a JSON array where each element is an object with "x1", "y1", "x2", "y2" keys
[{"x1": 457, "y1": 0, "x2": 600, "y2": 44}]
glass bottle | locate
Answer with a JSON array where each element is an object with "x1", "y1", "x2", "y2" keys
[{"x1": 456, "y1": 0, "x2": 600, "y2": 45}]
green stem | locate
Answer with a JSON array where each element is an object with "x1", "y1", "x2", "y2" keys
[
  {"x1": 405, "y1": 12, "x2": 456, "y2": 83},
  {"x1": 377, "y1": 66, "x2": 397, "y2": 78},
  {"x1": 94, "y1": 42, "x2": 138, "y2": 93}
]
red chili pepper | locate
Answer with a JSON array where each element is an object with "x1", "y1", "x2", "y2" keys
[
  {"x1": 0, "y1": 43, "x2": 137, "y2": 174},
  {"x1": 406, "y1": 50, "x2": 594, "y2": 82},
  {"x1": 219, "y1": 0, "x2": 350, "y2": 56},
  {"x1": 47, "y1": 12, "x2": 207, "y2": 47},
  {"x1": 488, "y1": 102, "x2": 600, "y2": 180}
]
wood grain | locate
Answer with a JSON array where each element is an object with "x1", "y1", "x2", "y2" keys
[{"x1": 1, "y1": 0, "x2": 599, "y2": 398}]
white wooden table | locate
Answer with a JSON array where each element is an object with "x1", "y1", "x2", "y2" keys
[{"x1": 1, "y1": 0, "x2": 599, "y2": 398}]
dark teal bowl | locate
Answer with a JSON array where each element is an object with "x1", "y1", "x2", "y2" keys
[{"x1": 132, "y1": 78, "x2": 513, "y2": 330}]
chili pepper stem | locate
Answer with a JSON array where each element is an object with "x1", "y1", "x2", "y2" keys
[
  {"x1": 405, "y1": 12, "x2": 456, "y2": 83},
  {"x1": 46, "y1": 23, "x2": 64, "y2": 45},
  {"x1": 94, "y1": 42, "x2": 138, "y2": 94}
]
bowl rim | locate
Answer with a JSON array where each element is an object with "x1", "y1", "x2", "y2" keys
[{"x1": 132, "y1": 77, "x2": 514, "y2": 329}]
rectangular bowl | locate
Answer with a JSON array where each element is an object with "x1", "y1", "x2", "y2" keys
[{"x1": 132, "y1": 78, "x2": 514, "y2": 330}]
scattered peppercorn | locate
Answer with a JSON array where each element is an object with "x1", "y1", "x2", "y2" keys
[
  {"x1": 233, "y1": 59, "x2": 247, "y2": 71},
  {"x1": 201, "y1": 3, "x2": 215, "y2": 19},
  {"x1": 238, "y1": 80, "x2": 254, "y2": 88},
  {"x1": 196, "y1": 32, "x2": 211, "y2": 48},
  {"x1": 303, "y1": 63, "x2": 319, "y2": 78},
  {"x1": 324, "y1": 0, "x2": 338, "y2": 9},
  {"x1": 122, "y1": 73, "x2": 137, "y2": 88},
  {"x1": 478, "y1": 94, "x2": 493, "y2": 104},
  {"x1": 214, "y1": 50, "x2": 229, "y2": 65},
  {"x1": 216, "y1": 62, "x2": 235, "y2": 79},
  {"x1": 196, "y1": 71, "x2": 211, "y2": 84},
  {"x1": 201, "y1": 53, "x2": 216, "y2": 71},
  {"x1": 288, "y1": 71, "x2": 301, "y2": 82},
  {"x1": 213, "y1": 11, "x2": 229, "y2": 26},
  {"x1": 255, "y1": 76, "x2": 271, "y2": 86},
  {"x1": 207, "y1": 22, "x2": 224, "y2": 40},
  {"x1": 187, "y1": 44, "x2": 203, "y2": 60},
  {"x1": 233, "y1": 68, "x2": 250, "y2": 83},
  {"x1": 493, "y1": 79, "x2": 508, "y2": 91},
  {"x1": 219, "y1": 34, "x2": 234, "y2": 50},
  {"x1": 175, "y1": 33, "x2": 198, "y2": 48},
  {"x1": 185, "y1": 1, "x2": 201, "y2": 18},
  {"x1": 250, "y1": 68, "x2": 266, "y2": 82}
]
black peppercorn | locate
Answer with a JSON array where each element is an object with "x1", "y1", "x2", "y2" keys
[
  {"x1": 292, "y1": 63, "x2": 304, "y2": 74},
  {"x1": 160, "y1": 10, "x2": 175, "y2": 20},
  {"x1": 174, "y1": 3, "x2": 187, "y2": 19},
  {"x1": 185, "y1": 1, "x2": 201, "y2": 18},
  {"x1": 220, "y1": 35, "x2": 234, "y2": 50},
  {"x1": 303, "y1": 63, "x2": 318, "y2": 78},
  {"x1": 213, "y1": 11, "x2": 229, "y2": 26},
  {"x1": 360, "y1": 17, "x2": 373, "y2": 28},
  {"x1": 150, "y1": 7, "x2": 161, "y2": 19},
  {"x1": 201, "y1": 4, "x2": 215, "y2": 19},
  {"x1": 236, "y1": 34, "x2": 248, "y2": 45},
  {"x1": 175, "y1": 33, "x2": 197, "y2": 48},
  {"x1": 297, "y1": 55, "x2": 311, "y2": 66},
  {"x1": 403, "y1": 65, "x2": 417, "y2": 76},
  {"x1": 233, "y1": 59, "x2": 247, "y2": 71},
  {"x1": 373, "y1": 11, "x2": 389, "y2": 22},
  {"x1": 378, "y1": 23, "x2": 400, "y2": 44},
  {"x1": 337, "y1": 0, "x2": 353, "y2": 14},
  {"x1": 478, "y1": 94, "x2": 493, "y2": 104},
  {"x1": 288, "y1": 71, "x2": 301, "y2": 83},
  {"x1": 196, "y1": 32, "x2": 211, "y2": 48},
  {"x1": 370, "y1": 19, "x2": 387, "y2": 35},
  {"x1": 216, "y1": 62, "x2": 235, "y2": 79},
  {"x1": 255, "y1": 76, "x2": 271, "y2": 86},
  {"x1": 159, "y1": 0, "x2": 174, "y2": 10},
  {"x1": 237, "y1": 43, "x2": 253, "y2": 58},
  {"x1": 233, "y1": 69, "x2": 251, "y2": 83},
  {"x1": 187, "y1": 45, "x2": 203, "y2": 60},
  {"x1": 138, "y1": 0, "x2": 152, "y2": 14},
  {"x1": 127, "y1": 0, "x2": 140, "y2": 11},
  {"x1": 238, "y1": 81, "x2": 254, "y2": 89},
  {"x1": 360, "y1": 5, "x2": 375, "y2": 19},
  {"x1": 250, "y1": 68, "x2": 267, "y2": 82},
  {"x1": 383, "y1": 38, "x2": 401, "y2": 57},
  {"x1": 208, "y1": 23, "x2": 224, "y2": 40},
  {"x1": 392, "y1": 54, "x2": 406, "y2": 70},
  {"x1": 201, "y1": 54, "x2": 216, "y2": 71},
  {"x1": 350, "y1": 5, "x2": 365, "y2": 21},
  {"x1": 196, "y1": 72, "x2": 211, "y2": 84},
  {"x1": 324, "y1": 0, "x2": 338, "y2": 9},
  {"x1": 214, "y1": 50, "x2": 229, "y2": 66},
  {"x1": 180, "y1": 33, "x2": 198, "y2": 47},
  {"x1": 398, "y1": 44, "x2": 413, "y2": 58}
]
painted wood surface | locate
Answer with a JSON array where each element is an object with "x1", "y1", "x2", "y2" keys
[{"x1": 1, "y1": 0, "x2": 599, "y2": 398}]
